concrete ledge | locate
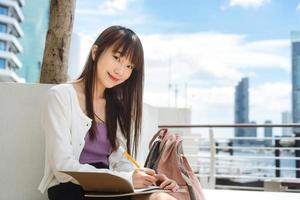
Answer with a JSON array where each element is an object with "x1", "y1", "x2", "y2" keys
[
  {"x1": 203, "y1": 189, "x2": 300, "y2": 200},
  {"x1": 1, "y1": 83, "x2": 298, "y2": 200},
  {"x1": 0, "y1": 83, "x2": 50, "y2": 200},
  {"x1": 0, "y1": 83, "x2": 159, "y2": 199}
]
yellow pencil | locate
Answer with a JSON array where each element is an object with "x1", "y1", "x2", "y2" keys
[{"x1": 123, "y1": 150, "x2": 141, "y2": 168}]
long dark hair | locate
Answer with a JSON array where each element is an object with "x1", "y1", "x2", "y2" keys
[{"x1": 77, "y1": 26, "x2": 144, "y2": 157}]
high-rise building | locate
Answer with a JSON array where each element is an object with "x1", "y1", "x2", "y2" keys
[
  {"x1": 234, "y1": 77, "x2": 249, "y2": 145},
  {"x1": 291, "y1": 31, "x2": 300, "y2": 125},
  {"x1": 247, "y1": 120, "x2": 258, "y2": 146},
  {"x1": 248, "y1": 120, "x2": 257, "y2": 137},
  {"x1": 16, "y1": 0, "x2": 49, "y2": 82},
  {"x1": 0, "y1": 0, "x2": 25, "y2": 82},
  {"x1": 282, "y1": 111, "x2": 292, "y2": 136},
  {"x1": 264, "y1": 120, "x2": 272, "y2": 146},
  {"x1": 291, "y1": 31, "x2": 300, "y2": 178}
]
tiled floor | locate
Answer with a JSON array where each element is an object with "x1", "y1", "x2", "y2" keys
[{"x1": 203, "y1": 189, "x2": 300, "y2": 200}]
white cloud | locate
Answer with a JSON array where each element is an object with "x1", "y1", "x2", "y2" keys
[
  {"x1": 188, "y1": 86, "x2": 235, "y2": 125},
  {"x1": 143, "y1": 82, "x2": 291, "y2": 126},
  {"x1": 229, "y1": 0, "x2": 271, "y2": 8},
  {"x1": 76, "y1": 0, "x2": 136, "y2": 16},
  {"x1": 244, "y1": 39, "x2": 289, "y2": 54},
  {"x1": 141, "y1": 32, "x2": 289, "y2": 86},
  {"x1": 188, "y1": 86, "x2": 234, "y2": 107},
  {"x1": 142, "y1": 33, "x2": 244, "y2": 84},
  {"x1": 141, "y1": 33, "x2": 290, "y2": 125},
  {"x1": 76, "y1": 32, "x2": 290, "y2": 125},
  {"x1": 297, "y1": 3, "x2": 300, "y2": 12},
  {"x1": 250, "y1": 82, "x2": 291, "y2": 123}
]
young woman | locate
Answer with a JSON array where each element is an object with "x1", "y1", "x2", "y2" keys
[{"x1": 38, "y1": 26, "x2": 178, "y2": 200}]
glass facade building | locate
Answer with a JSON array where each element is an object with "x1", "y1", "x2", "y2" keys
[
  {"x1": 291, "y1": 31, "x2": 300, "y2": 178},
  {"x1": 282, "y1": 111, "x2": 292, "y2": 136},
  {"x1": 234, "y1": 77, "x2": 249, "y2": 145},
  {"x1": 264, "y1": 120, "x2": 272, "y2": 147},
  {"x1": 291, "y1": 31, "x2": 300, "y2": 125},
  {"x1": 0, "y1": 0, "x2": 25, "y2": 82},
  {"x1": 16, "y1": 0, "x2": 49, "y2": 82}
]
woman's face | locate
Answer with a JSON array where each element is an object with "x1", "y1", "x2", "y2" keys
[{"x1": 93, "y1": 45, "x2": 135, "y2": 89}]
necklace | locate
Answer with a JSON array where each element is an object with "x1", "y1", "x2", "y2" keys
[{"x1": 94, "y1": 113, "x2": 105, "y2": 123}]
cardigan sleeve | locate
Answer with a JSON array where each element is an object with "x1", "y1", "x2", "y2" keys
[
  {"x1": 43, "y1": 86, "x2": 134, "y2": 185},
  {"x1": 43, "y1": 88, "x2": 104, "y2": 183}
]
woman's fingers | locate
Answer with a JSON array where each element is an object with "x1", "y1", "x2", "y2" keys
[
  {"x1": 141, "y1": 168, "x2": 157, "y2": 185},
  {"x1": 155, "y1": 173, "x2": 167, "y2": 185},
  {"x1": 159, "y1": 179, "x2": 172, "y2": 188},
  {"x1": 172, "y1": 184, "x2": 180, "y2": 192},
  {"x1": 135, "y1": 171, "x2": 179, "y2": 191},
  {"x1": 143, "y1": 174, "x2": 157, "y2": 185},
  {"x1": 137, "y1": 168, "x2": 157, "y2": 184},
  {"x1": 133, "y1": 169, "x2": 180, "y2": 190},
  {"x1": 164, "y1": 181, "x2": 177, "y2": 190},
  {"x1": 142, "y1": 178, "x2": 155, "y2": 187},
  {"x1": 155, "y1": 173, "x2": 167, "y2": 181},
  {"x1": 142, "y1": 168, "x2": 156, "y2": 176},
  {"x1": 132, "y1": 168, "x2": 158, "y2": 188},
  {"x1": 159, "y1": 178, "x2": 179, "y2": 191}
]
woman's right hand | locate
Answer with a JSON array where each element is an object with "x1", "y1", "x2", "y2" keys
[{"x1": 132, "y1": 168, "x2": 157, "y2": 189}]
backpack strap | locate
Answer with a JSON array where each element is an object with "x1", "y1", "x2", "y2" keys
[{"x1": 148, "y1": 128, "x2": 168, "y2": 149}]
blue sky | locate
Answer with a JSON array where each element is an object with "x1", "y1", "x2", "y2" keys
[
  {"x1": 142, "y1": 0, "x2": 299, "y2": 38},
  {"x1": 73, "y1": 0, "x2": 300, "y2": 133},
  {"x1": 75, "y1": 0, "x2": 300, "y2": 39}
]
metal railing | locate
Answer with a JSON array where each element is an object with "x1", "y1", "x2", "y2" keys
[{"x1": 158, "y1": 123, "x2": 300, "y2": 192}]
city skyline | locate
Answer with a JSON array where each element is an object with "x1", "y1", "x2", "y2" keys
[
  {"x1": 0, "y1": 0, "x2": 296, "y2": 131},
  {"x1": 73, "y1": 0, "x2": 300, "y2": 128}
]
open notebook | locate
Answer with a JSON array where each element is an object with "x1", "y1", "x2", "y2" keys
[{"x1": 61, "y1": 171, "x2": 185, "y2": 197}]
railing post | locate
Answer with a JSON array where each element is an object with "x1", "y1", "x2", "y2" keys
[
  {"x1": 275, "y1": 138, "x2": 281, "y2": 177},
  {"x1": 296, "y1": 133, "x2": 300, "y2": 178},
  {"x1": 229, "y1": 140, "x2": 233, "y2": 156},
  {"x1": 215, "y1": 142, "x2": 219, "y2": 154},
  {"x1": 209, "y1": 128, "x2": 216, "y2": 189}
]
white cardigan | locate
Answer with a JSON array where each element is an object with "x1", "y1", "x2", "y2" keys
[{"x1": 38, "y1": 84, "x2": 134, "y2": 193}]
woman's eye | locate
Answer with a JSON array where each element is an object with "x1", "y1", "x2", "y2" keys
[{"x1": 113, "y1": 55, "x2": 120, "y2": 61}]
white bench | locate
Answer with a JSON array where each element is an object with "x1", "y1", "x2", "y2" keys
[
  {"x1": 0, "y1": 82, "x2": 160, "y2": 200},
  {"x1": 0, "y1": 83, "x2": 50, "y2": 200},
  {"x1": 1, "y1": 83, "x2": 299, "y2": 200}
]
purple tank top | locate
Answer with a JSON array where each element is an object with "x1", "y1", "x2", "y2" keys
[{"x1": 79, "y1": 122, "x2": 112, "y2": 166}]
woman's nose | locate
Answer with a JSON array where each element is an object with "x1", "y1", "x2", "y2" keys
[{"x1": 114, "y1": 62, "x2": 125, "y2": 76}]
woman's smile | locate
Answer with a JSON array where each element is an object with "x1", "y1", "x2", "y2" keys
[{"x1": 107, "y1": 72, "x2": 120, "y2": 82}]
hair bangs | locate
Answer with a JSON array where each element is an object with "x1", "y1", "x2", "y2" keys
[{"x1": 111, "y1": 33, "x2": 144, "y2": 71}]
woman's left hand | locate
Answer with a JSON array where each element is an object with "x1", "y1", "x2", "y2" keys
[{"x1": 155, "y1": 174, "x2": 179, "y2": 192}]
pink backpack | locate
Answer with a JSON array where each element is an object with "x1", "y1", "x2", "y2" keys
[{"x1": 144, "y1": 129, "x2": 205, "y2": 200}]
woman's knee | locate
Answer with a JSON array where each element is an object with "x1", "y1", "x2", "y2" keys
[{"x1": 148, "y1": 192, "x2": 177, "y2": 200}]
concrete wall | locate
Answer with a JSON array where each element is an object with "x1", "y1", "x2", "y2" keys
[
  {"x1": 137, "y1": 104, "x2": 159, "y2": 164},
  {"x1": 0, "y1": 83, "x2": 50, "y2": 200},
  {"x1": 0, "y1": 83, "x2": 159, "y2": 200},
  {"x1": 156, "y1": 107, "x2": 199, "y2": 170},
  {"x1": 157, "y1": 107, "x2": 191, "y2": 134}
]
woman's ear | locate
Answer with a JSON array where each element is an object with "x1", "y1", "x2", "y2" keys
[{"x1": 91, "y1": 45, "x2": 98, "y2": 61}]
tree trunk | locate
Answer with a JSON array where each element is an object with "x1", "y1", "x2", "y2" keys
[{"x1": 40, "y1": 0, "x2": 76, "y2": 84}]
